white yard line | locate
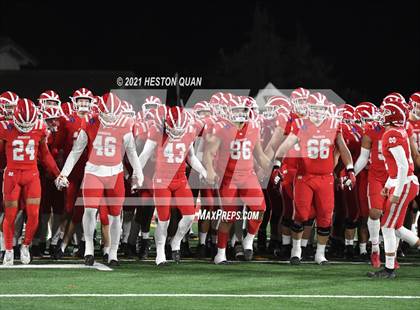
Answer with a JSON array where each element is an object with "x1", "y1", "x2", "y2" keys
[
  {"x1": 0, "y1": 262, "x2": 112, "y2": 271},
  {"x1": 0, "y1": 293, "x2": 418, "y2": 299}
]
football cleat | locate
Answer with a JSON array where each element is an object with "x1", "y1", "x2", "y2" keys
[
  {"x1": 289, "y1": 256, "x2": 301, "y2": 265},
  {"x1": 172, "y1": 250, "x2": 181, "y2": 264},
  {"x1": 156, "y1": 252, "x2": 167, "y2": 266},
  {"x1": 359, "y1": 252, "x2": 369, "y2": 261},
  {"x1": 345, "y1": 245, "x2": 355, "y2": 261},
  {"x1": 20, "y1": 245, "x2": 31, "y2": 265},
  {"x1": 234, "y1": 242, "x2": 245, "y2": 261},
  {"x1": 315, "y1": 254, "x2": 329, "y2": 265},
  {"x1": 103, "y1": 253, "x2": 109, "y2": 263},
  {"x1": 3, "y1": 250, "x2": 14, "y2": 266},
  {"x1": 108, "y1": 260, "x2": 120, "y2": 267},
  {"x1": 138, "y1": 238, "x2": 151, "y2": 260},
  {"x1": 367, "y1": 268, "x2": 396, "y2": 279},
  {"x1": 244, "y1": 249, "x2": 253, "y2": 261},
  {"x1": 196, "y1": 244, "x2": 208, "y2": 259},
  {"x1": 53, "y1": 248, "x2": 65, "y2": 260},
  {"x1": 214, "y1": 251, "x2": 228, "y2": 265},
  {"x1": 31, "y1": 245, "x2": 41, "y2": 258},
  {"x1": 180, "y1": 240, "x2": 192, "y2": 258},
  {"x1": 370, "y1": 252, "x2": 381, "y2": 269},
  {"x1": 257, "y1": 231, "x2": 267, "y2": 253},
  {"x1": 84, "y1": 255, "x2": 95, "y2": 266}
]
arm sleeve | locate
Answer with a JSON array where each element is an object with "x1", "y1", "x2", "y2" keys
[
  {"x1": 123, "y1": 132, "x2": 143, "y2": 178},
  {"x1": 39, "y1": 139, "x2": 60, "y2": 178},
  {"x1": 138, "y1": 139, "x2": 157, "y2": 169},
  {"x1": 354, "y1": 147, "x2": 370, "y2": 176},
  {"x1": 187, "y1": 144, "x2": 207, "y2": 178},
  {"x1": 61, "y1": 129, "x2": 88, "y2": 177},
  {"x1": 389, "y1": 145, "x2": 409, "y2": 197}
]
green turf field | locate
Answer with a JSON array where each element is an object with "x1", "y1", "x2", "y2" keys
[{"x1": 1, "y1": 259, "x2": 420, "y2": 309}]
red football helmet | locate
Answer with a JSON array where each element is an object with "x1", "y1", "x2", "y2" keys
[
  {"x1": 306, "y1": 92, "x2": 329, "y2": 123},
  {"x1": 227, "y1": 95, "x2": 250, "y2": 123},
  {"x1": 409, "y1": 92, "x2": 420, "y2": 118},
  {"x1": 121, "y1": 100, "x2": 135, "y2": 117},
  {"x1": 193, "y1": 101, "x2": 212, "y2": 119},
  {"x1": 380, "y1": 101, "x2": 407, "y2": 127},
  {"x1": 142, "y1": 96, "x2": 162, "y2": 115},
  {"x1": 165, "y1": 106, "x2": 190, "y2": 140},
  {"x1": 263, "y1": 96, "x2": 291, "y2": 119},
  {"x1": 382, "y1": 94, "x2": 409, "y2": 120},
  {"x1": 70, "y1": 88, "x2": 94, "y2": 112},
  {"x1": 13, "y1": 98, "x2": 39, "y2": 133},
  {"x1": 339, "y1": 104, "x2": 355, "y2": 124},
  {"x1": 43, "y1": 107, "x2": 62, "y2": 132},
  {"x1": 38, "y1": 90, "x2": 61, "y2": 110},
  {"x1": 0, "y1": 91, "x2": 19, "y2": 119},
  {"x1": 290, "y1": 87, "x2": 310, "y2": 115},
  {"x1": 151, "y1": 105, "x2": 167, "y2": 128},
  {"x1": 98, "y1": 93, "x2": 122, "y2": 126},
  {"x1": 354, "y1": 102, "x2": 378, "y2": 124}
]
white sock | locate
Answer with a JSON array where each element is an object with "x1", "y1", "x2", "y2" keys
[
  {"x1": 359, "y1": 242, "x2": 367, "y2": 254},
  {"x1": 61, "y1": 241, "x2": 68, "y2": 252},
  {"x1": 291, "y1": 239, "x2": 302, "y2": 258},
  {"x1": 382, "y1": 227, "x2": 396, "y2": 269},
  {"x1": 368, "y1": 218, "x2": 380, "y2": 253},
  {"x1": 301, "y1": 238, "x2": 308, "y2": 248},
  {"x1": 109, "y1": 215, "x2": 122, "y2": 262},
  {"x1": 230, "y1": 234, "x2": 238, "y2": 248},
  {"x1": 0, "y1": 231, "x2": 4, "y2": 251},
  {"x1": 243, "y1": 233, "x2": 255, "y2": 250},
  {"x1": 141, "y1": 232, "x2": 150, "y2": 240},
  {"x1": 411, "y1": 223, "x2": 417, "y2": 233},
  {"x1": 171, "y1": 215, "x2": 194, "y2": 251},
  {"x1": 82, "y1": 208, "x2": 97, "y2": 257},
  {"x1": 103, "y1": 246, "x2": 110, "y2": 255},
  {"x1": 155, "y1": 220, "x2": 169, "y2": 263},
  {"x1": 316, "y1": 243, "x2": 326, "y2": 257},
  {"x1": 199, "y1": 232, "x2": 207, "y2": 245},
  {"x1": 217, "y1": 247, "x2": 226, "y2": 257},
  {"x1": 345, "y1": 239, "x2": 354, "y2": 246},
  {"x1": 395, "y1": 226, "x2": 420, "y2": 246},
  {"x1": 51, "y1": 214, "x2": 63, "y2": 241},
  {"x1": 282, "y1": 235, "x2": 291, "y2": 245},
  {"x1": 395, "y1": 236, "x2": 400, "y2": 250}
]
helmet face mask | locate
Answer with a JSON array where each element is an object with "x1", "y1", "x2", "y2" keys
[
  {"x1": 292, "y1": 98, "x2": 307, "y2": 116},
  {"x1": 4, "y1": 102, "x2": 17, "y2": 119},
  {"x1": 195, "y1": 109, "x2": 211, "y2": 119},
  {"x1": 13, "y1": 99, "x2": 38, "y2": 133},
  {"x1": 165, "y1": 126, "x2": 186, "y2": 141},
  {"x1": 413, "y1": 102, "x2": 420, "y2": 118},
  {"x1": 99, "y1": 112, "x2": 120, "y2": 127},
  {"x1": 13, "y1": 118, "x2": 36, "y2": 133},
  {"x1": 229, "y1": 106, "x2": 250, "y2": 123},
  {"x1": 308, "y1": 104, "x2": 328, "y2": 124},
  {"x1": 262, "y1": 106, "x2": 278, "y2": 120},
  {"x1": 74, "y1": 98, "x2": 92, "y2": 112}
]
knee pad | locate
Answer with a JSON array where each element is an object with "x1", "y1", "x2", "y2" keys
[
  {"x1": 317, "y1": 226, "x2": 331, "y2": 237},
  {"x1": 345, "y1": 219, "x2": 359, "y2": 230},
  {"x1": 303, "y1": 219, "x2": 314, "y2": 227},
  {"x1": 281, "y1": 218, "x2": 293, "y2": 228},
  {"x1": 291, "y1": 222, "x2": 304, "y2": 233}
]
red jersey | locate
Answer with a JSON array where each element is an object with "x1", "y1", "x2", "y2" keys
[
  {"x1": 83, "y1": 115, "x2": 134, "y2": 168},
  {"x1": 382, "y1": 127, "x2": 414, "y2": 179},
  {"x1": 341, "y1": 123, "x2": 362, "y2": 161},
  {"x1": 213, "y1": 120, "x2": 260, "y2": 178},
  {"x1": 283, "y1": 113, "x2": 300, "y2": 170},
  {"x1": 148, "y1": 124, "x2": 197, "y2": 182},
  {"x1": 291, "y1": 118, "x2": 341, "y2": 175},
  {"x1": 408, "y1": 118, "x2": 420, "y2": 151},
  {"x1": 364, "y1": 122, "x2": 387, "y2": 179},
  {"x1": 0, "y1": 120, "x2": 59, "y2": 176}
]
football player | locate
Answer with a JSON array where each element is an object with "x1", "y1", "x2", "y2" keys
[
  {"x1": 138, "y1": 106, "x2": 207, "y2": 265},
  {"x1": 0, "y1": 99, "x2": 60, "y2": 265},
  {"x1": 273, "y1": 92, "x2": 355, "y2": 265},
  {"x1": 367, "y1": 97, "x2": 420, "y2": 279},
  {"x1": 204, "y1": 95, "x2": 272, "y2": 264},
  {"x1": 55, "y1": 92, "x2": 143, "y2": 266}
]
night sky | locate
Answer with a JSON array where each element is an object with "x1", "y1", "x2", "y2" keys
[{"x1": 1, "y1": 0, "x2": 419, "y2": 104}]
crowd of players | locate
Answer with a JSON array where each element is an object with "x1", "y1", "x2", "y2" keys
[{"x1": 0, "y1": 87, "x2": 420, "y2": 279}]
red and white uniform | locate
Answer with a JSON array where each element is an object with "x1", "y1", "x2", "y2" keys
[
  {"x1": 147, "y1": 124, "x2": 198, "y2": 221},
  {"x1": 291, "y1": 117, "x2": 341, "y2": 227},
  {"x1": 61, "y1": 115, "x2": 140, "y2": 216},
  {"x1": 381, "y1": 127, "x2": 419, "y2": 228},
  {"x1": 363, "y1": 122, "x2": 387, "y2": 211},
  {"x1": 52, "y1": 112, "x2": 91, "y2": 217},
  {"x1": 212, "y1": 119, "x2": 265, "y2": 213}
]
